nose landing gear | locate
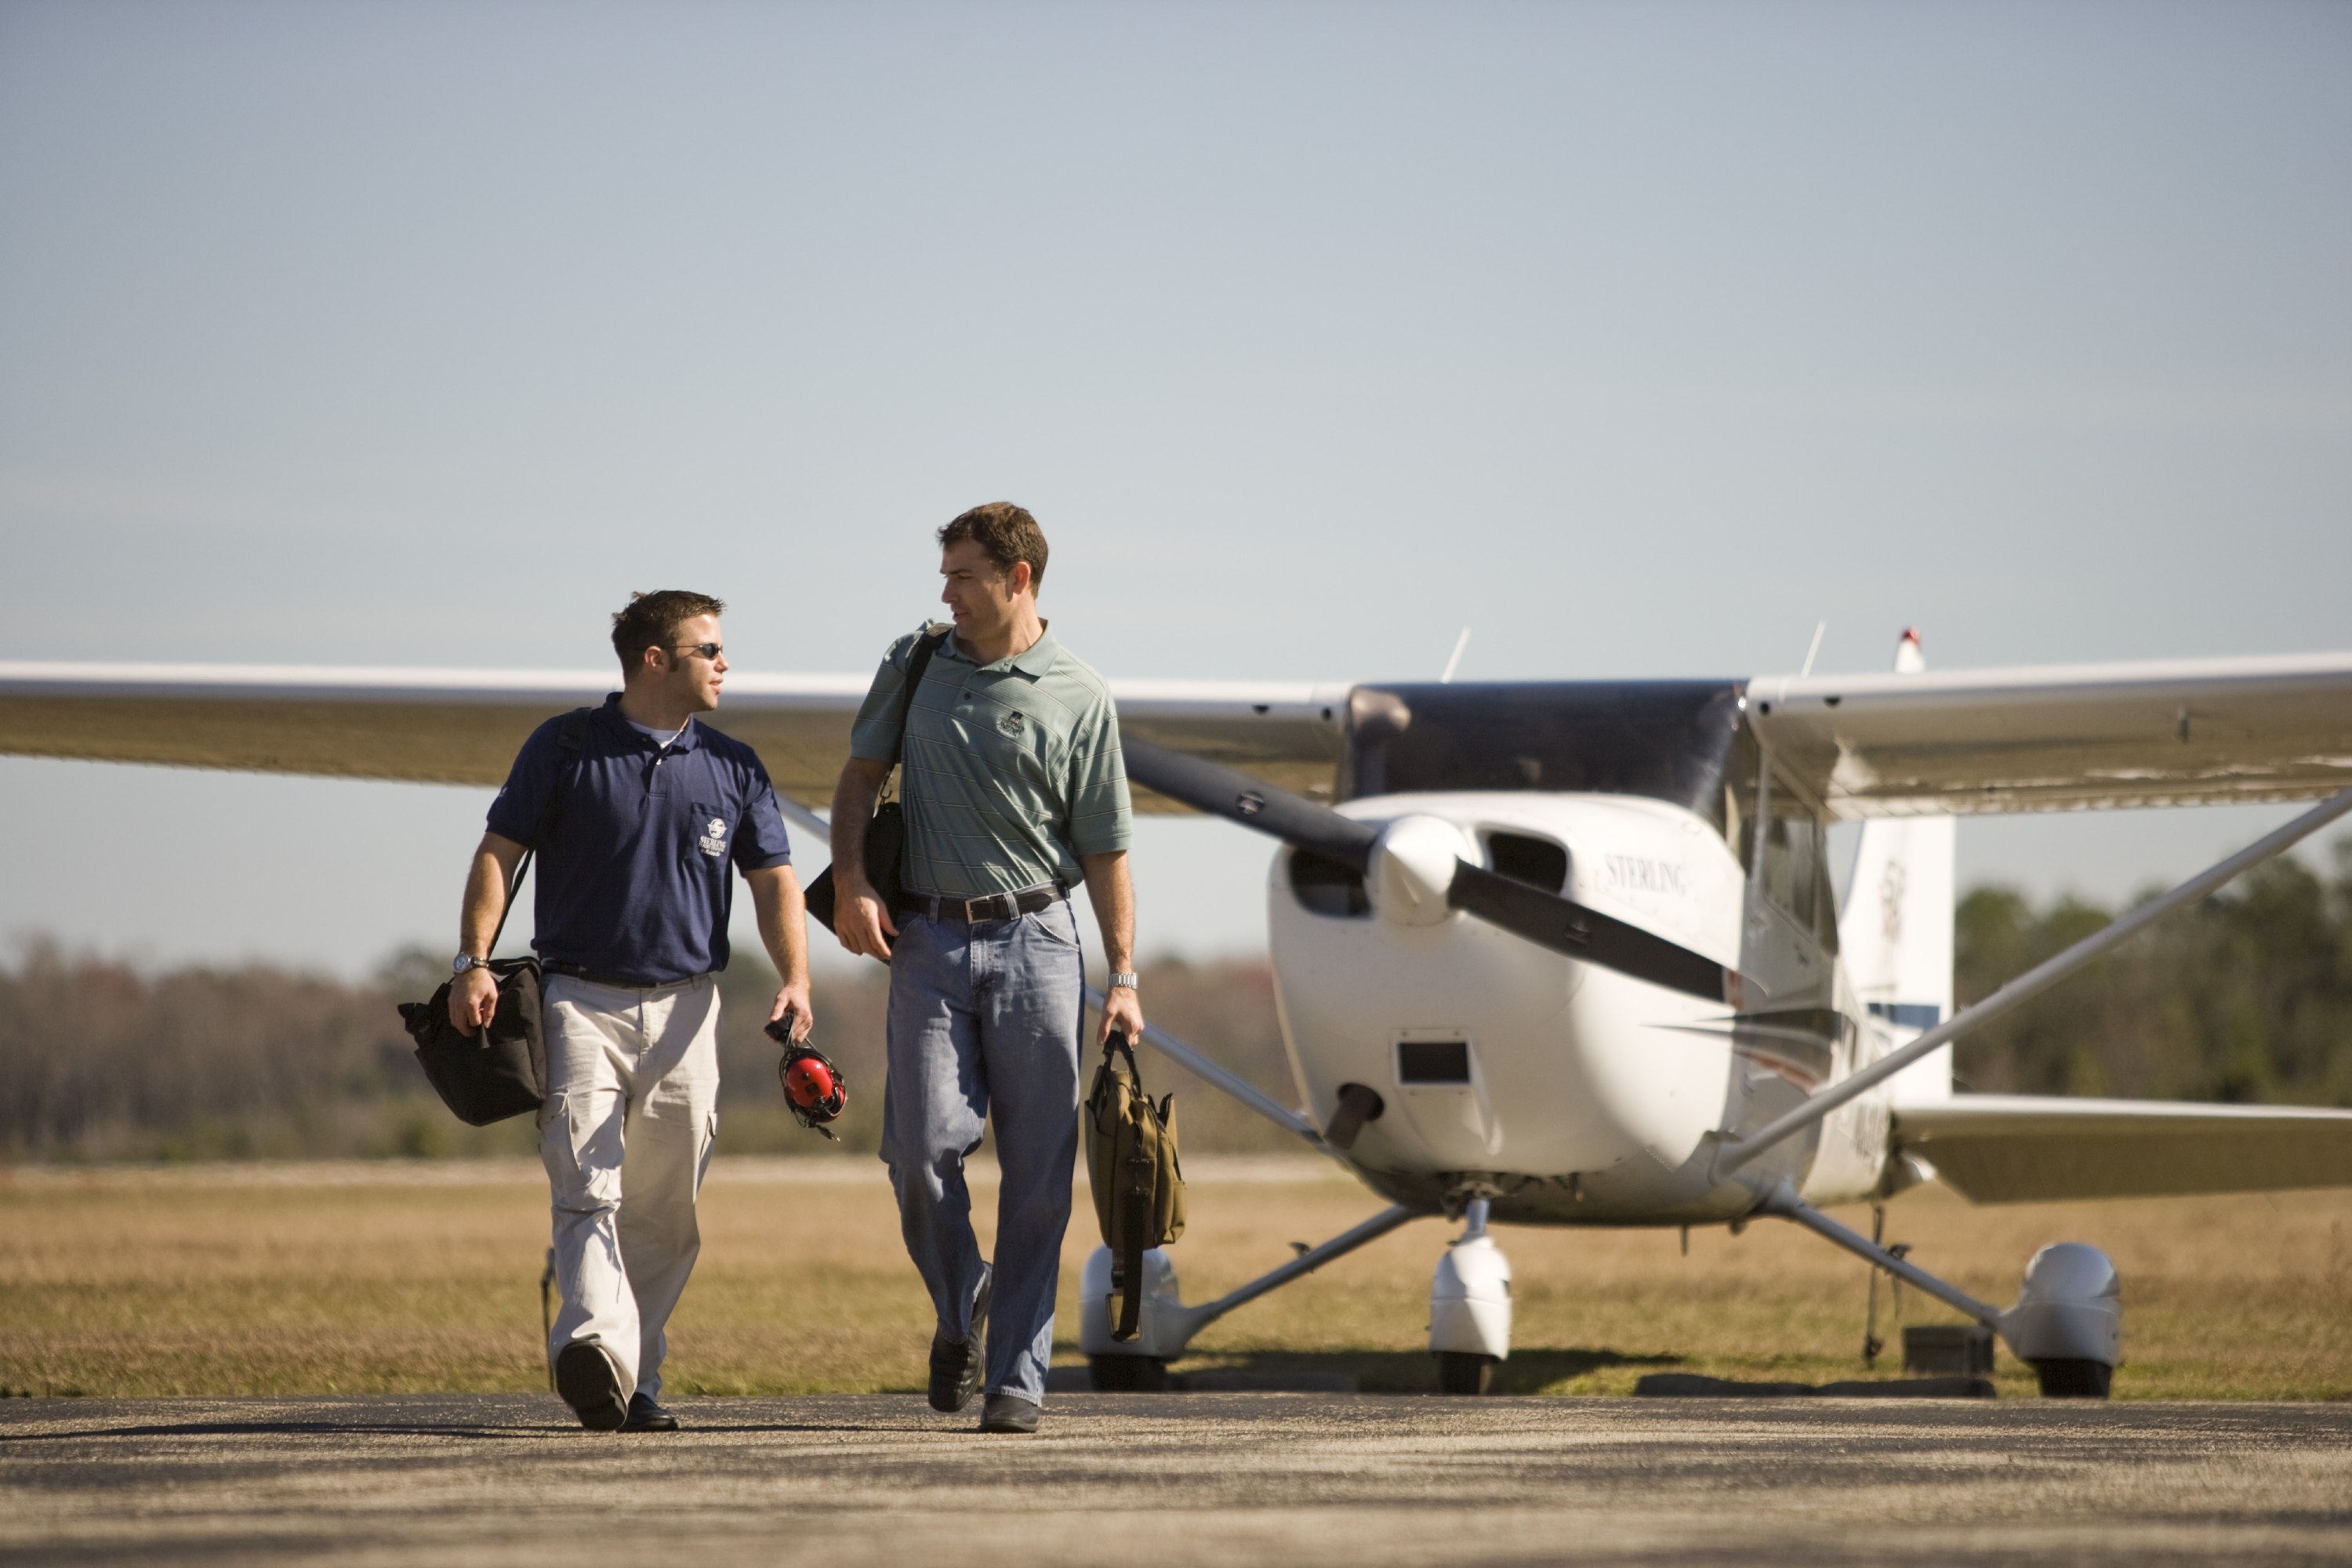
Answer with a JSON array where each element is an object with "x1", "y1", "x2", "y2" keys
[{"x1": 1430, "y1": 1198, "x2": 1513, "y2": 1394}]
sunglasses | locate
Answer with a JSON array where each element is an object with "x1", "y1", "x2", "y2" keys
[{"x1": 670, "y1": 643, "x2": 724, "y2": 661}]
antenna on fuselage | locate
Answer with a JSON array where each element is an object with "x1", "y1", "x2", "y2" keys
[
  {"x1": 1799, "y1": 620, "x2": 1828, "y2": 677},
  {"x1": 1439, "y1": 627, "x2": 1472, "y2": 684}
]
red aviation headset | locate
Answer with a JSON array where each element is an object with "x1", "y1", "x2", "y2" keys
[{"x1": 766, "y1": 1011, "x2": 848, "y2": 1139}]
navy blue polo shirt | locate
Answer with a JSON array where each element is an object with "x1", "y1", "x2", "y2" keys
[{"x1": 486, "y1": 694, "x2": 793, "y2": 985}]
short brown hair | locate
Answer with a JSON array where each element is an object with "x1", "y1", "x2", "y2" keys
[
  {"x1": 938, "y1": 502, "x2": 1047, "y2": 591},
  {"x1": 610, "y1": 590, "x2": 725, "y2": 670}
]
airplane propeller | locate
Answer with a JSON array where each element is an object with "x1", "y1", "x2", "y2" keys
[{"x1": 1122, "y1": 736, "x2": 1742, "y2": 1004}]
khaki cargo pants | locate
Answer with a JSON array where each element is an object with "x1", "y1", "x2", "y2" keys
[{"x1": 539, "y1": 973, "x2": 720, "y2": 1401}]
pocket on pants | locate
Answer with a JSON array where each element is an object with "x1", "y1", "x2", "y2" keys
[
  {"x1": 1025, "y1": 900, "x2": 1083, "y2": 950},
  {"x1": 543, "y1": 1089, "x2": 624, "y2": 1209}
]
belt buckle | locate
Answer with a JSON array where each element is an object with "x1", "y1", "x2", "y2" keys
[{"x1": 963, "y1": 895, "x2": 996, "y2": 923}]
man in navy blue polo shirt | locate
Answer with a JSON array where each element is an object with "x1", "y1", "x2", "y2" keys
[{"x1": 448, "y1": 589, "x2": 812, "y2": 1433}]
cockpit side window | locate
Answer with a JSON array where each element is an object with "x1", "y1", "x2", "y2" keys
[{"x1": 1751, "y1": 773, "x2": 1838, "y2": 953}]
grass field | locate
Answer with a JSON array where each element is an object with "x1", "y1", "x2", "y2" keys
[{"x1": 4, "y1": 1156, "x2": 2349, "y2": 1402}]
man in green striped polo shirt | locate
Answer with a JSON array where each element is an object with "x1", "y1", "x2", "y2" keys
[{"x1": 829, "y1": 502, "x2": 1143, "y2": 1436}]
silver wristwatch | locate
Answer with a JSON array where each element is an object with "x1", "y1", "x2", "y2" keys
[
  {"x1": 1108, "y1": 971, "x2": 1140, "y2": 992},
  {"x1": 452, "y1": 953, "x2": 491, "y2": 976}
]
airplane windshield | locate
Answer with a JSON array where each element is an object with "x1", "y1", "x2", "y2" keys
[{"x1": 1338, "y1": 681, "x2": 1757, "y2": 842}]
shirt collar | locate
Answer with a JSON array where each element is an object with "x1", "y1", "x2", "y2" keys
[
  {"x1": 598, "y1": 691, "x2": 702, "y2": 752},
  {"x1": 945, "y1": 622, "x2": 1061, "y2": 679},
  {"x1": 1011, "y1": 623, "x2": 1062, "y2": 677}
]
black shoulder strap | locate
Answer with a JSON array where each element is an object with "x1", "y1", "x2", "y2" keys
[
  {"x1": 889, "y1": 627, "x2": 951, "y2": 766},
  {"x1": 488, "y1": 707, "x2": 593, "y2": 956}
]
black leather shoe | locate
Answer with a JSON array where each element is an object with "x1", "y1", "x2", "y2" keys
[
  {"x1": 554, "y1": 1341, "x2": 627, "y2": 1432},
  {"x1": 927, "y1": 1269, "x2": 993, "y2": 1414},
  {"x1": 979, "y1": 1392, "x2": 1039, "y2": 1434},
  {"x1": 621, "y1": 1392, "x2": 678, "y2": 1432}
]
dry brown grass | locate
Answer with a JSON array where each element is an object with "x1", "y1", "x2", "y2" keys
[{"x1": 3, "y1": 1157, "x2": 2348, "y2": 1401}]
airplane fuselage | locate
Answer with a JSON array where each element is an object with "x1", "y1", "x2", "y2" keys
[{"x1": 1267, "y1": 788, "x2": 1896, "y2": 1227}]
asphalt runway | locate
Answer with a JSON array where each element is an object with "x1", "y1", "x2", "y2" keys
[{"x1": 4, "y1": 1394, "x2": 2350, "y2": 1566}]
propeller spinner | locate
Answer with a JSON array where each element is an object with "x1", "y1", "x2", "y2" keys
[{"x1": 1122, "y1": 736, "x2": 1742, "y2": 1005}]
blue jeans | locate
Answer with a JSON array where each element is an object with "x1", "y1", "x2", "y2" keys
[{"x1": 882, "y1": 900, "x2": 1085, "y2": 1404}]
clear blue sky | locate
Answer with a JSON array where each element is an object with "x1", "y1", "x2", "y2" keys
[{"x1": 3, "y1": 0, "x2": 2347, "y2": 976}]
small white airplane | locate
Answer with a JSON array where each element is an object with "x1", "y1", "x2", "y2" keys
[{"x1": 7, "y1": 632, "x2": 2352, "y2": 1398}]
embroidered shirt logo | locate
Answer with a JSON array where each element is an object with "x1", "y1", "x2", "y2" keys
[
  {"x1": 996, "y1": 709, "x2": 1026, "y2": 738},
  {"x1": 698, "y1": 817, "x2": 728, "y2": 858}
]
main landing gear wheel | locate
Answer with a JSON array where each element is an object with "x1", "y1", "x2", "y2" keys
[
  {"x1": 2010, "y1": 1245, "x2": 2122, "y2": 1399},
  {"x1": 1087, "y1": 1355, "x2": 1170, "y2": 1392},
  {"x1": 2032, "y1": 1358, "x2": 2114, "y2": 1399},
  {"x1": 1435, "y1": 1352, "x2": 1496, "y2": 1396}
]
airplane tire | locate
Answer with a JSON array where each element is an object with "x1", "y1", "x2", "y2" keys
[
  {"x1": 2032, "y1": 1359, "x2": 2113, "y2": 1399},
  {"x1": 1436, "y1": 1352, "x2": 1496, "y2": 1396},
  {"x1": 1088, "y1": 1355, "x2": 1170, "y2": 1392}
]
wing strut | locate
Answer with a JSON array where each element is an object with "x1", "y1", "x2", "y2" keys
[
  {"x1": 1758, "y1": 1181, "x2": 2001, "y2": 1329},
  {"x1": 1712, "y1": 782, "x2": 2352, "y2": 1178}
]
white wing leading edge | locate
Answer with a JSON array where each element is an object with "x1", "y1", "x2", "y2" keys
[
  {"x1": 1747, "y1": 651, "x2": 2352, "y2": 818},
  {"x1": 0, "y1": 662, "x2": 1352, "y2": 811},
  {"x1": 9, "y1": 648, "x2": 2351, "y2": 818},
  {"x1": 1892, "y1": 1095, "x2": 2352, "y2": 1203}
]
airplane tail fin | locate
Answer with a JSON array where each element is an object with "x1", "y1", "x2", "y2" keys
[{"x1": 1838, "y1": 630, "x2": 1956, "y2": 1107}]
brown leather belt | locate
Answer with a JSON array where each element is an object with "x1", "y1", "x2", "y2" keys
[{"x1": 897, "y1": 884, "x2": 1069, "y2": 924}]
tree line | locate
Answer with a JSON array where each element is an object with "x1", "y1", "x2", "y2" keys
[
  {"x1": 1954, "y1": 843, "x2": 2352, "y2": 1105},
  {"x1": 0, "y1": 944, "x2": 1301, "y2": 1162},
  {"x1": 4, "y1": 840, "x2": 2346, "y2": 1162}
]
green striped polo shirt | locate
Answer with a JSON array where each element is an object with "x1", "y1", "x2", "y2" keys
[{"x1": 848, "y1": 622, "x2": 1133, "y2": 898}]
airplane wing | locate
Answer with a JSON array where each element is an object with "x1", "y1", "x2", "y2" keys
[
  {"x1": 1891, "y1": 1094, "x2": 2352, "y2": 1203},
  {"x1": 1745, "y1": 651, "x2": 2352, "y2": 818},
  {"x1": 15, "y1": 648, "x2": 2352, "y2": 818},
  {"x1": 0, "y1": 662, "x2": 1353, "y2": 811}
]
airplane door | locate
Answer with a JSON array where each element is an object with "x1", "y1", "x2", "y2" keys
[{"x1": 1740, "y1": 767, "x2": 1835, "y2": 1008}]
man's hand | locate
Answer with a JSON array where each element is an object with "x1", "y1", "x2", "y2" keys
[
  {"x1": 836, "y1": 877, "x2": 899, "y2": 961},
  {"x1": 449, "y1": 965, "x2": 499, "y2": 1034},
  {"x1": 769, "y1": 981, "x2": 814, "y2": 1044},
  {"x1": 1099, "y1": 981, "x2": 1145, "y2": 1048}
]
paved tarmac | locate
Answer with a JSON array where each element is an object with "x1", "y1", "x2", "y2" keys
[{"x1": 4, "y1": 1393, "x2": 2350, "y2": 1566}]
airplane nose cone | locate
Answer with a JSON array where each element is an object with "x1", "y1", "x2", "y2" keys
[{"x1": 1370, "y1": 814, "x2": 1477, "y2": 927}]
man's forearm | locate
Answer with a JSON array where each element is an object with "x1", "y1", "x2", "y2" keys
[
  {"x1": 1080, "y1": 851, "x2": 1136, "y2": 973},
  {"x1": 752, "y1": 869, "x2": 811, "y2": 986},
  {"x1": 829, "y1": 760, "x2": 888, "y2": 889},
  {"x1": 458, "y1": 836, "x2": 525, "y2": 955},
  {"x1": 1081, "y1": 850, "x2": 1142, "y2": 1045}
]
